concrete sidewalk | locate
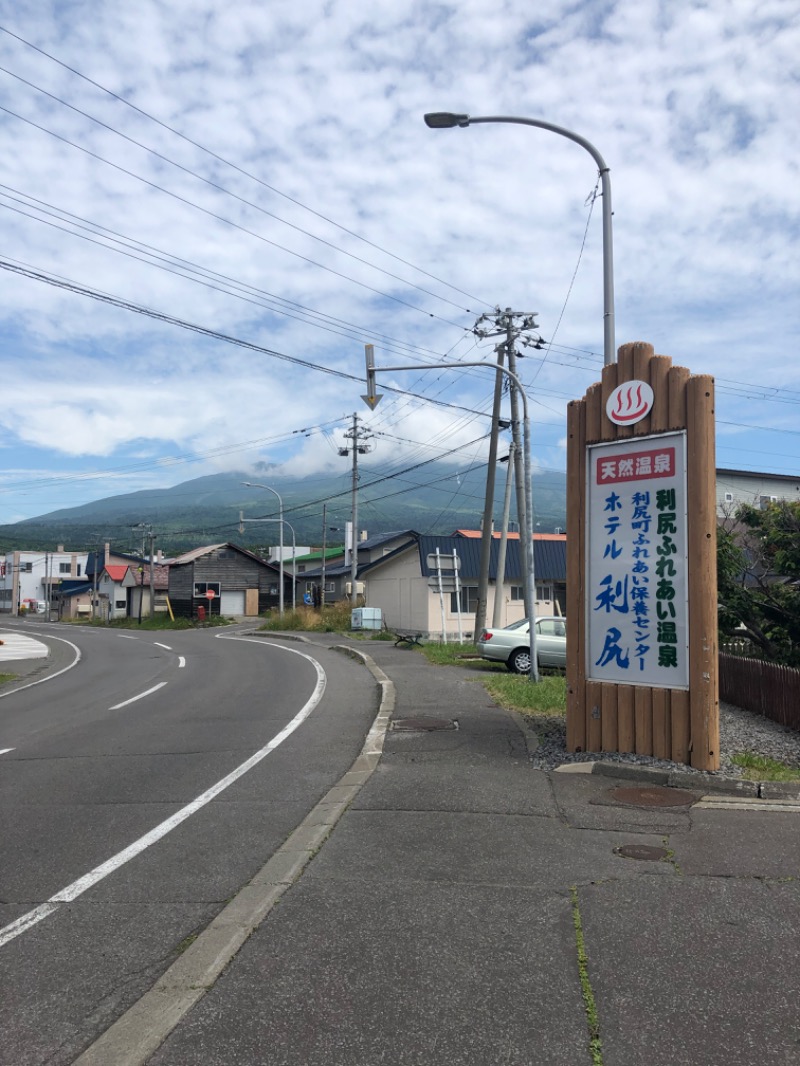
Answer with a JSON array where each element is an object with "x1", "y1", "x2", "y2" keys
[{"x1": 96, "y1": 638, "x2": 800, "y2": 1065}]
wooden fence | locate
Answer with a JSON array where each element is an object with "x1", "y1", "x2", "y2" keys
[{"x1": 719, "y1": 653, "x2": 800, "y2": 732}]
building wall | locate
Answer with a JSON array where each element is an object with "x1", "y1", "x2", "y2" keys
[
  {"x1": 365, "y1": 548, "x2": 557, "y2": 639},
  {"x1": 0, "y1": 550, "x2": 88, "y2": 614},
  {"x1": 716, "y1": 470, "x2": 800, "y2": 517},
  {"x1": 169, "y1": 547, "x2": 282, "y2": 618},
  {"x1": 365, "y1": 549, "x2": 430, "y2": 633}
]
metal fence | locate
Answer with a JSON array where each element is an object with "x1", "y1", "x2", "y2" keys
[{"x1": 719, "y1": 653, "x2": 800, "y2": 732}]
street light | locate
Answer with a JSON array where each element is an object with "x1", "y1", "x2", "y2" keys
[
  {"x1": 423, "y1": 112, "x2": 616, "y2": 366},
  {"x1": 378, "y1": 360, "x2": 539, "y2": 681},
  {"x1": 242, "y1": 482, "x2": 286, "y2": 616}
]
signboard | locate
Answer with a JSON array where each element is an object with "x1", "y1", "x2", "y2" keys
[
  {"x1": 586, "y1": 430, "x2": 688, "y2": 688},
  {"x1": 205, "y1": 589, "x2": 216, "y2": 600},
  {"x1": 426, "y1": 553, "x2": 460, "y2": 570},
  {"x1": 427, "y1": 576, "x2": 459, "y2": 593}
]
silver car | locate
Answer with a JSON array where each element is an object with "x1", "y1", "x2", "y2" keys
[{"x1": 477, "y1": 616, "x2": 567, "y2": 674}]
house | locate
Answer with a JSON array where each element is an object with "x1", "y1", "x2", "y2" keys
[
  {"x1": 167, "y1": 542, "x2": 293, "y2": 618},
  {"x1": 360, "y1": 533, "x2": 567, "y2": 640},
  {"x1": 0, "y1": 547, "x2": 88, "y2": 615},
  {"x1": 300, "y1": 531, "x2": 417, "y2": 605},
  {"x1": 716, "y1": 468, "x2": 800, "y2": 518}
]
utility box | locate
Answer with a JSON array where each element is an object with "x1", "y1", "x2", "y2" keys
[{"x1": 351, "y1": 607, "x2": 382, "y2": 631}]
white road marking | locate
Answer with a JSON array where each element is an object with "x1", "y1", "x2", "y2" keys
[
  {"x1": 153, "y1": 642, "x2": 172, "y2": 650},
  {"x1": 178, "y1": 657, "x2": 186, "y2": 668},
  {"x1": 117, "y1": 635, "x2": 138, "y2": 640},
  {"x1": 0, "y1": 636, "x2": 81, "y2": 701},
  {"x1": 109, "y1": 682, "x2": 168, "y2": 710},
  {"x1": 0, "y1": 632, "x2": 49, "y2": 661},
  {"x1": 0, "y1": 748, "x2": 14, "y2": 756},
  {"x1": 0, "y1": 642, "x2": 326, "y2": 949}
]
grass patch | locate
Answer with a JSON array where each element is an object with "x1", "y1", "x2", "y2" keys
[
  {"x1": 66, "y1": 614, "x2": 235, "y2": 630},
  {"x1": 0, "y1": 672, "x2": 17, "y2": 687},
  {"x1": 484, "y1": 673, "x2": 567, "y2": 717},
  {"x1": 259, "y1": 603, "x2": 354, "y2": 633},
  {"x1": 731, "y1": 751, "x2": 800, "y2": 782},
  {"x1": 417, "y1": 641, "x2": 501, "y2": 669}
]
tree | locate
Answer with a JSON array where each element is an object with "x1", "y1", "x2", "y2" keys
[{"x1": 717, "y1": 500, "x2": 800, "y2": 667}]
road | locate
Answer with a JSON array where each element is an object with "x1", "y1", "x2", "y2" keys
[{"x1": 0, "y1": 622, "x2": 378, "y2": 1066}]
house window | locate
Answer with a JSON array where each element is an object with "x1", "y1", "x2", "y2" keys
[
  {"x1": 512, "y1": 583, "x2": 553, "y2": 601},
  {"x1": 21, "y1": 562, "x2": 32, "y2": 573},
  {"x1": 193, "y1": 581, "x2": 221, "y2": 598},
  {"x1": 325, "y1": 581, "x2": 335, "y2": 593},
  {"x1": 724, "y1": 492, "x2": 733, "y2": 503},
  {"x1": 77, "y1": 564, "x2": 82, "y2": 576},
  {"x1": 450, "y1": 585, "x2": 478, "y2": 613},
  {"x1": 59, "y1": 563, "x2": 71, "y2": 574},
  {"x1": 115, "y1": 600, "x2": 126, "y2": 609}
]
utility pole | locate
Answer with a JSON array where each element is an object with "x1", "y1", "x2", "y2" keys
[
  {"x1": 149, "y1": 530, "x2": 156, "y2": 619},
  {"x1": 493, "y1": 442, "x2": 516, "y2": 628},
  {"x1": 472, "y1": 307, "x2": 543, "y2": 630},
  {"x1": 339, "y1": 413, "x2": 374, "y2": 607},
  {"x1": 320, "y1": 503, "x2": 327, "y2": 615}
]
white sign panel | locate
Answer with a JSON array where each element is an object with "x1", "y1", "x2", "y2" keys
[{"x1": 586, "y1": 431, "x2": 688, "y2": 688}]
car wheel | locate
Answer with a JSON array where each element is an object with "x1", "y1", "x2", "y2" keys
[{"x1": 508, "y1": 647, "x2": 532, "y2": 674}]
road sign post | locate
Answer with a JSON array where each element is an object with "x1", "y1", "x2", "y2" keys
[{"x1": 361, "y1": 343, "x2": 383, "y2": 410}]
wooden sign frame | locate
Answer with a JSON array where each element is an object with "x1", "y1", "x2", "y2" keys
[{"x1": 566, "y1": 341, "x2": 719, "y2": 770}]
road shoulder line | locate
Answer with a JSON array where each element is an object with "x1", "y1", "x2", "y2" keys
[{"x1": 72, "y1": 645, "x2": 394, "y2": 1066}]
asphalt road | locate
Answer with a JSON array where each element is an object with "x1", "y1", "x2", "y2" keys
[{"x1": 0, "y1": 622, "x2": 378, "y2": 1066}]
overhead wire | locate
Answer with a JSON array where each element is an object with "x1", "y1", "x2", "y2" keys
[
  {"x1": 0, "y1": 23, "x2": 492, "y2": 308},
  {"x1": 0, "y1": 100, "x2": 473, "y2": 331}
]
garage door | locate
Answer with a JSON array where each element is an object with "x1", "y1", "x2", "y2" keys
[{"x1": 220, "y1": 590, "x2": 245, "y2": 615}]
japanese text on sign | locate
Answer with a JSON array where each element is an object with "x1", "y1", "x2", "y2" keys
[{"x1": 587, "y1": 432, "x2": 688, "y2": 688}]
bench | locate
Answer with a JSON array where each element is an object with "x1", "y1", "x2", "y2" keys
[{"x1": 393, "y1": 631, "x2": 424, "y2": 647}]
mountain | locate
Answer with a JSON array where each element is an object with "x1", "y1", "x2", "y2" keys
[{"x1": 0, "y1": 464, "x2": 567, "y2": 555}]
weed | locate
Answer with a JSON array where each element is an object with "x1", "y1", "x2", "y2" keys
[
  {"x1": 0, "y1": 672, "x2": 17, "y2": 687},
  {"x1": 731, "y1": 751, "x2": 800, "y2": 782},
  {"x1": 570, "y1": 885, "x2": 603, "y2": 1065},
  {"x1": 175, "y1": 933, "x2": 199, "y2": 954}
]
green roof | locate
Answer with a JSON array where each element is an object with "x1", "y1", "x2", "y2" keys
[{"x1": 293, "y1": 546, "x2": 345, "y2": 564}]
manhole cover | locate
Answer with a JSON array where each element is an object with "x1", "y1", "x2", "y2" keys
[
  {"x1": 392, "y1": 717, "x2": 457, "y2": 732},
  {"x1": 610, "y1": 786, "x2": 698, "y2": 808},
  {"x1": 614, "y1": 844, "x2": 670, "y2": 861}
]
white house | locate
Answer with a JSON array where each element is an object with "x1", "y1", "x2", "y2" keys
[
  {"x1": 716, "y1": 468, "x2": 800, "y2": 517},
  {"x1": 361, "y1": 533, "x2": 567, "y2": 641},
  {"x1": 0, "y1": 547, "x2": 88, "y2": 614}
]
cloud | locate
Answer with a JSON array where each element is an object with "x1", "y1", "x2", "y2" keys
[{"x1": 0, "y1": 0, "x2": 797, "y2": 525}]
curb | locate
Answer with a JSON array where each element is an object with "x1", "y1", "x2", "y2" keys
[
  {"x1": 589, "y1": 759, "x2": 798, "y2": 799},
  {"x1": 73, "y1": 646, "x2": 394, "y2": 1066}
]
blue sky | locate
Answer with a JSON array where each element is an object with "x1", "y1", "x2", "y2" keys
[{"x1": 0, "y1": 0, "x2": 798, "y2": 526}]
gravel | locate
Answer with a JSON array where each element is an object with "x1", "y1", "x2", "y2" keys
[{"x1": 525, "y1": 700, "x2": 800, "y2": 778}]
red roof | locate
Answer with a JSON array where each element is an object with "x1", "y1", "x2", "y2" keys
[{"x1": 103, "y1": 565, "x2": 129, "y2": 581}]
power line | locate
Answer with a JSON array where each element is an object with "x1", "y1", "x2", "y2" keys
[
  {"x1": 0, "y1": 187, "x2": 451, "y2": 362},
  {"x1": 0, "y1": 25, "x2": 492, "y2": 307},
  {"x1": 0, "y1": 61, "x2": 485, "y2": 316},
  {"x1": 0, "y1": 101, "x2": 472, "y2": 331},
  {"x1": 0, "y1": 257, "x2": 494, "y2": 419}
]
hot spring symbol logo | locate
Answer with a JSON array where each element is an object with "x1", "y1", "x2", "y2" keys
[{"x1": 606, "y1": 380, "x2": 654, "y2": 426}]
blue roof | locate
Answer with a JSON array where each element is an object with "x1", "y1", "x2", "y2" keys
[{"x1": 417, "y1": 535, "x2": 566, "y2": 581}]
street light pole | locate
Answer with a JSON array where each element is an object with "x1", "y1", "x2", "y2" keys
[
  {"x1": 378, "y1": 360, "x2": 539, "y2": 681},
  {"x1": 423, "y1": 112, "x2": 616, "y2": 367},
  {"x1": 243, "y1": 482, "x2": 284, "y2": 617}
]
